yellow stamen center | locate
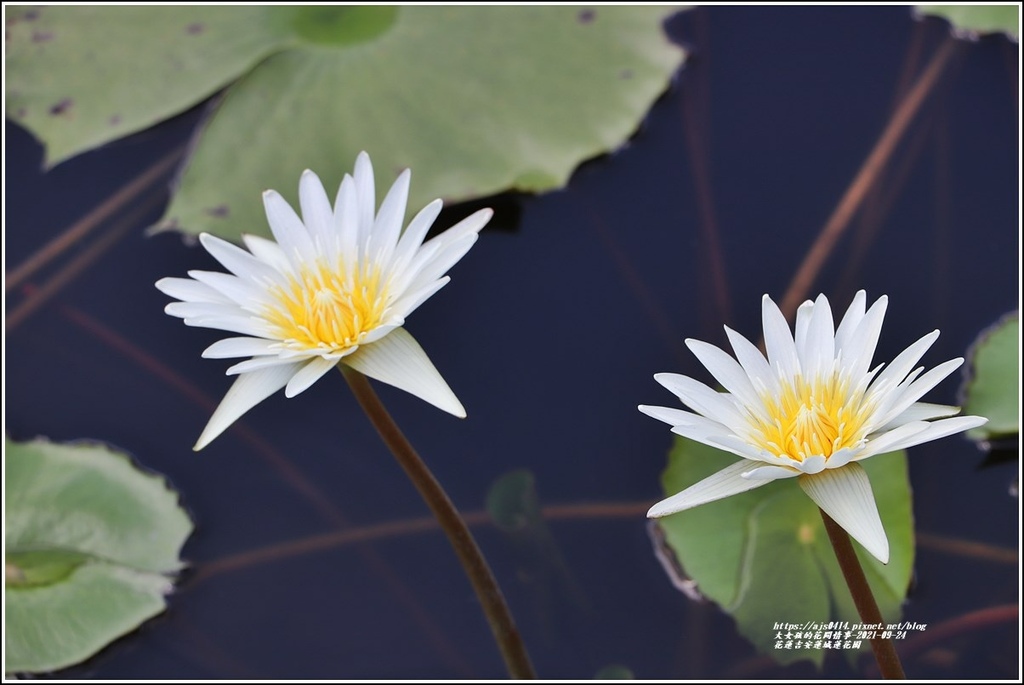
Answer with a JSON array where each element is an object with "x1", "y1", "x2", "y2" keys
[
  {"x1": 266, "y1": 260, "x2": 389, "y2": 353},
  {"x1": 749, "y1": 372, "x2": 870, "y2": 462}
]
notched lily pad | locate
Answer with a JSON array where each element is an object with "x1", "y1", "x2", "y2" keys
[
  {"x1": 5, "y1": 436, "x2": 193, "y2": 674},
  {"x1": 4, "y1": 5, "x2": 289, "y2": 167},
  {"x1": 960, "y1": 312, "x2": 1019, "y2": 444},
  {"x1": 162, "y1": 5, "x2": 689, "y2": 242},
  {"x1": 655, "y1": 437, "x2": 913, "y2": 668},
  {"x1": 4, "y1": 5, "x2": 688, "y2": 243},
  {"x1": 914, "y1": 5, "x2": 1020, "y2": 40}
]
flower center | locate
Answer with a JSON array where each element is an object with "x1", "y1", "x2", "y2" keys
[
  {"x1": 750, "y1": 372, "x2": 870, "y2": 462},
  {"x1": 266, "y1": 260, "x2": 389, "y2": 353}
]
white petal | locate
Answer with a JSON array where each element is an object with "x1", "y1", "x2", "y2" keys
[
  {"x1": 725, "y1": 326, "x2": 778, "y2": 395},
  {"x1": 203, "y1": 337, "x2": 280, "y2": 359},
  {"x1": 299, "y1": 169, "x2": 335, "y2": 249},
  {"x1": 798, "y1": 454, "x2": 827, "y2": 474},
  {"x1": 670, "y1": 424, "x2": 737, "y2": 446},
  {"x1": 873, "y1": 401, "x2": 961, "y2": 433},
  {"x1": 166, "y1": 301, "x2": 240, "y2": 320},
  {"x1": 343, "y1": 327, "x2": 465, "y2": 417},
  {"x1": 199, "y1": 233, "x2": 279, "y2": 282},
  {"x1": 194, "y1": 363, "x2": 302, "y2": 450},
  {"x1": 794, "y1": 299, "x2": 813, "y2": 356},
  {"x1": 183, "y1": 314, "x2": 274, "y2": 338},
  {"x1": 386, "y1": 277, "x2": 449, "y2": 321},
  {"x1": 333, "y1": 174, "x2": 360, "y2": 261},
  {"x1": 841, "y1": 295, "x2": 888, "y2": 380},
  {"x1": 638, "y1": 404, "x2": 727, "y2": 432},
  {"x1": 358, "y1": 323, "x2": 402, "y2": 346},
  {"x1": 390, "y1": 200, "x2": 443, "y2": 274},
  {"x1": 685, "y1": 339, "x2": 762, "y2": 409},
  {"x1": 800, "y1": 294, "x2": 835, "y2": 379},
  {"x1": 873, "y1": 358, "x2": 964, "y2": 427},
  {"x1": 353, "y1": 151, "x2": 376, "y2": 246},
  {"x1": 858, "y1": 421, "x2": 932, "y2": 458},
  {"x1": 799, "y1": 464, "x2": 889, "y2": 564},
  {"x1": 833, "y1": 290, "x2": 867, "y2": 353},
  {"x1": 706, "y1": 434, "x2": 792, "y2": 465},
  {"x1": 654, "y1": 373, "x2": 746, "y2": 428},
  {"x1": 874, "y1": 330, "x2": 940, "y2": 387},
  {"x1": 762, "y1": 293, "x2": 801, "y2": 380},
  {"x1": 285, "y1": 356, "x2": 339, "y2": 398},
  {"x1": 825, "y1": 447, "x2": 857, "y2": 469},
  {"x1": 188, "y1": 270, "x2": 266, "y2": 308},
  {"x1": 399, "y1": 235, "x2": 478, "y2": 297},
  {"x1": 156, "y1": 277, "x2": 231, "y2": 304},
  {"x1": 263, "y1": 190, "x2": 315, "y2": 265},
  {"x1": 647, "y1": 461, "x2": 774, "y2": 518},
  {"x1": 227, "y1": 355, "x2": 306, "y2": 375},
  {"x1": 859, "y1": 416, "x2": 987, "y2": 459},
  {"x1": 423, "y1": 208, "x2": 493, "y2": 250},
  {"x1": 741, "y1": 464, "x2": 800, "y2": 480},
  {"x1": 242, "y1": 234, "x2": 292, "y2": 274},
  {"x1": 369, "y1": 168, "x2": 410, "y2": 263}
]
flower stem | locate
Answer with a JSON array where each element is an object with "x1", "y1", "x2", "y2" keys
[
  {"x1": 342, "y1": 367, "x2": 536, "y2": 679},
  {"x1": 818, "y1": 508, "x2": 905, "y2": 679}
]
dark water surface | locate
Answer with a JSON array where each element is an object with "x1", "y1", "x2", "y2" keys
[{"x1": 5, "y1": 6, "x2": 1019, "y2": 679}]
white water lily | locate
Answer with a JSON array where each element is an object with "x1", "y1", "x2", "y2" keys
[
  {"x1": 157, "y1": 152, "x2": 491, "y2": 450},
  {"x1": 640, "y1": 291, "x2": 987, "y2": 564}
]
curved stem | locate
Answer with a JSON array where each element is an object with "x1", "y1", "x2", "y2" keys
[
  {"x1": 819, "y1": 508, "x2": 905, "y2": 679},
  {"x1": 342, "y1": 367, "x2": 535, "y2": 679}
]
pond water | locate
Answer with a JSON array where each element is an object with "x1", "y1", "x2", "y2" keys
[{"x1": 5, "y1": 5, "x2": 1019, "y2": 679}]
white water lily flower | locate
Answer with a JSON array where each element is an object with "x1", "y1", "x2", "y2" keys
[
  {"x1": 640, "y1": 291, "x2": 987, "y2": 564},
  {"x1": 157, "y1": 152, "x2": 491, "y2": 451}
]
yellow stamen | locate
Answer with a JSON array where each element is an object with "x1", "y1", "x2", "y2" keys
[
  {"x1": 265, "y1": 259, "x2": 388, "y2": 353},
  {"x1": 750, "y1": 372, "x2": 871, "y2": 462}
]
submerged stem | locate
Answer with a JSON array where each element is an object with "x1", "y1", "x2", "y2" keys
[
  {"x1": 342, "y1": 366, "x2": 535, "y2": 679},
  {"x1": 819, "y1": 508, "x2": 905, "y2": 679}
]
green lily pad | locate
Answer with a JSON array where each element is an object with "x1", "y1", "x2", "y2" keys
[
  {"x1": 961, "y1": 313, "x2": 1019, "y2": 442},
  {"x1": 5, "y1": 6, "x2": 688, "y2": 243},
  {"x1": 5, "y1": 437, "x2": 193, "y2": 674},
  {"x1": 656, "y1": 437, "x2": 913, "y2": 668},
  {"x1": 916, "y1": 5, "x2": 1019, "y2": 39},
  {"x1": 4, "y1": 5, "x2": 289, "y2": 167}
]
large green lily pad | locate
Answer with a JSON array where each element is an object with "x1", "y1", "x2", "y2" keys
[
  {"x1": 5, "y1": 6, "x2": 687, "y2": 243},
  {"x1": 5, "y1": 437, "x2": 193, "y2": 673},
  {"x1": 916, "y1": 5, "x2": 1019, "y2": 39},
  {"x1": 655, "y1": 437, "x2": 913, "y2": 668},
  {"x1": 4, "y1": 6, "x2": 288, "y2": 167},
  {"x1": 961, "y1": 313, "x2": 1019, "y2": 442}
]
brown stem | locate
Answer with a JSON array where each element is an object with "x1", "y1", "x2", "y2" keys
[
  {"x1": 342, "y1": 367, "x2": 535, "y2": 679},
  {"x1": 779, "y1": 39, "x2": 957, "y2": 319},
  {"x1": 6, "y1": 146, "x2": 183, "y2": 292},
  {"x1": 819, "y1": 508, "x2": 905, "y2": 679},
  {"x1": 7, "y1": 190, "x2": 165, "y2": 330}
]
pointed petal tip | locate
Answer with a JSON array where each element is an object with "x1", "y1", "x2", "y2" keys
[{"x1": 343, "y1": 328, "x2": 466, "y2": 417}]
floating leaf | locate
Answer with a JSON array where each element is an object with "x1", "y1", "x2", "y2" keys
[
  {"x1": 655, "y1": 437, "x2": 913, "y2": 668},
  {"x1": 594, "y1": 664, "x2": 634, "y2": 679},
  {"x1": 915, "y1": 5, "x2": 1019, "y2": 39},
  {"x1": 3, "y1": 6, "x2": 287, "y2": 167},
  {"x1": 5, "y1": 437, "x2": 193, "y2": 673},
  {"x1": 961, "y1": 313, "x2": 1019, "y2": 443},
  {"x1": 5, "y1": 6, "x2": 688, "y2": 242}
]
